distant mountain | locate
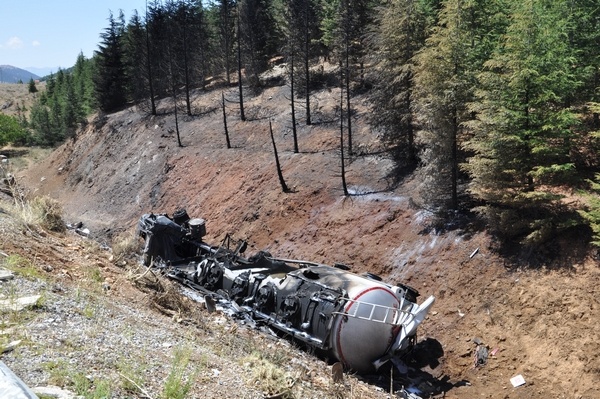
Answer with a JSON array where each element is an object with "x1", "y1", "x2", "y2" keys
[
  {"x1": 24, "y1": 67, "x2": 59, "y2": 78},
  {"x1": 0, "y1": 65, "x2": 40, "y2": 83}
]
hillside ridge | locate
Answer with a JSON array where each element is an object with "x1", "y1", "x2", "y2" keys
[
  {"x1": 0, "y1": 65, "x2": 40, "y2": 83},
  {"x1": 15, "y1": 78, "x2": 600, "y2": 398}
]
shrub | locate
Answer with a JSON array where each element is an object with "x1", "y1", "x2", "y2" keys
[
  {"x1": 31, "y1": 196, "x2": 65, "y2": 232},
  {"x1": 0, "y1": 114, "x2": 28, "y2": 146}
]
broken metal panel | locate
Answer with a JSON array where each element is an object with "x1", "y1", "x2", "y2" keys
[
  {"x1": 138, "y1": 211, "x2": 435, "y2": 373},
  {"x1": 0, "y1": 361, "x2": 38, "y2": 399}
]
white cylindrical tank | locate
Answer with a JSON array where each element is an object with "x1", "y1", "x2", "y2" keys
[
  {"x1": 329, "y1": 283, "x2": 402, "y2": 373},
  {"x1": 275, "y1": 264, "x2": 421, "y2": 372}
]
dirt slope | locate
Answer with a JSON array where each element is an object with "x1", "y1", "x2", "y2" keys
[{"x1": 17, "y1": 74, "x2": 600, "y2": 398}]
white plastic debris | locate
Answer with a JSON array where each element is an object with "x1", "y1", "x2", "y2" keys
[
  {"x1": 510, "y1": 374, "x2": 526, "y2": 387},
  {"x1": 469, "y1": 248, "x2": 479, "y2": 258}
]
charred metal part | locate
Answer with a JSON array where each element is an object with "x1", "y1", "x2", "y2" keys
[{"x1": 137, "y1": 212, "x2": 435, "y2": 373}]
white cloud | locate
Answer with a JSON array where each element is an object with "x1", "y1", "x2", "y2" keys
[
  {"x1": 7, "y1": 36, "x2": 24, "y2": 49},
  {"x1": 32, "y1": 40, "x2": 41, "y2": 47}
]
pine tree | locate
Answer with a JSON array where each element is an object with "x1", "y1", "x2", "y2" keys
[
  {"x1": 239, "y1": 0, "x2": 279, "y2": 88},
  {"x1": 463, "y1": 0, "x2": 579, "y2": 244},
  {"x1": 189, "y1": 1, "x2": 211, "y2": 91},
  {"x1": 413, "y1": 0, "x2": 507, "y2": 212},
  {"x1": 72, "y1": 52, "x2": 95, "y2": 115},
  {"x1": 209, "y1": 0, "x2": 236, "y2": 84},
  {"x1": 94, "y1": 11, "x2": 128, "y2": 113},
  {"x1": 369, "y1": 0, "x2": 434, "y2": 172},
  {"x1": 286, "y1": 0, "x2": 321, "y2": 125},
  {"x1": 169, "y1": 0, "x2": 205, "y2": 115},
  {"x1": 566, "y1": 0, "x2": 600, "y2": 105},
  {"x1": 327, "y1": 0, "x2": 375, "y2": 155},
  {"x1": 578, "y1": 174, "x2": 600, "y2": 247},
  {"x1": 28, "y1": 78, "x2": 38, "y2": 94},
  {"x1": 147, "y1": 1, "x2": 171, "y2": 100},
  {"x1": 29, "y1": 103, "x2": 53, "y2": 145},
  {"x1": 124, "y1": 11, "x2": 153, "y2": 110},
  {"x1": 62, "y1": 74, "x2": 79, "y2": 136},
  {"x1": 42, "y1": 73, "x2": 56, "y2": 106}
]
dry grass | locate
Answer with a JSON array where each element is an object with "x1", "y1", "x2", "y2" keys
[
  {"x1": 1, "y1": 147, "x2": 54, "y2": 172},
  {"x1": 1, "y1": 163, "x2": 65, "y2": 233},
  {"x1": 3, "y1": 194, "x2": 65, "y2": 233},
  {"x1": 30, "y1": 196, "x2": 65, "y2": 232},
  {"x1": 111, "y1": 229, "x2": 142, "y2": 265},
  {"x1": 242, "y1": 351, "x2": 298, "y2": 398},
  {"x1": 0, "y1": 82, "x2": 45, "y2": 118}
]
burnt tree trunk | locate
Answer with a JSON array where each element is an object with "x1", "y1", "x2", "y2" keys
[
  {"x1": 340, "y1": 69, "x2": 348, "y2": 196},
  {"x1": 270, "y1": 121, "x2": 289, "y2": 193},
  {"x1": 237, "y1": 12, "x2": 246, "y2": 121},
  {"x1": 222, "y1": 92, "x2": 231, "y2": 149},
  {"x1": 290, "y1": 52, "x2": 298, "y2": 153},
  {"x1": 345, "y1": 36, "x2": 352, "y2": 157},
  {"x1": 304, "y1": 0, "x2": 311, "y2": 125},
  {"x1": 145, "y1": 1, "x2": 156, "y2": 115}
]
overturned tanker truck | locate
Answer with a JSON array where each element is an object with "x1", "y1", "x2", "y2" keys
[{"x1": 138, "y1": 210, "x2": 435, "y2": 373}]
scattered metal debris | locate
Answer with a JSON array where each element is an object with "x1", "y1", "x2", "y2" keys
[
  {"x1": 473, "y1": 337, "x2": 490, "y2": 368},
  {"x1": 474, "y1": 344, "x2": 489, "y2": 367},
  {"x1": 472, "y1": 337, "x2": 489, "y2": 368},
  {"x1": 138, "y1": 210, "x2": 435, "y2": 373},
  {"x1": 66, "y1": 222, "x2": 90, "y2": 237},
  {"x1": 397, "y1": 388, "x2": 423, "y2": 399}
]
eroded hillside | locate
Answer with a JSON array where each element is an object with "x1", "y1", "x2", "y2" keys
[{"x1": 14, "y1": 74, "x2": 600, "y2": 398}]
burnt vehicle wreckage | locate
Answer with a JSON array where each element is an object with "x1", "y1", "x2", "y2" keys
[{"x1": 137, "y1": 210, "x2": 435, "y2": 374}]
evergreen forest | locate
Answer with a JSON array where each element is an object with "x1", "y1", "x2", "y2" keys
[{"x1": 6, "y1": 0, "x2": 600, "y2": 255}]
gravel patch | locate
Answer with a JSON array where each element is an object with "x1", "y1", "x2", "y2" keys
[
  {"x1": 1, "y1": 271, "x2": 377, "y2": 399},
  {"x1": 1, "y1": 274, "x2": 268, "y2": 398}
]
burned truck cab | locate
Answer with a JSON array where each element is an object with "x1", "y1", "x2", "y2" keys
[{"x1": 137, "y1": 210, "x2": 210, "y2": 265}]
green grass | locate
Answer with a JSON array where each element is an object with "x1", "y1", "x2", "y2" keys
[
  {"x1": 162, "y1": 345, "x2": 199, "y2": 399},
  {"x1": 117, "y1": 353, "x2": 148, "y2": 395},
  {"x1": 2, "y1": 254, "x2": 43, "y2": 280},
  {"x1": 44, "y1": 360, "x2": 113, "y2": 399}
]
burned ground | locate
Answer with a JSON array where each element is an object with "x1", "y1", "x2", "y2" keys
[{"x1": 6, "y1": 70, "x2": 600, "y2": 398}]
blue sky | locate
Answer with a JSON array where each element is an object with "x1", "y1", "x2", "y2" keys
[{"x1": 1, "y1": 1, "x2": 148, "y2": 75}]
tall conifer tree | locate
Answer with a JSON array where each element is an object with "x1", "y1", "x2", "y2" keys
[
  {"x1": 239, "y1": 0, "x2": 279, "y2": 88},
  {"x1": 463, "y1": 0, "x2": 579, "y2": 244},
  {"x1": 369, "y1": 0, "x2": 434, "y2": 172},
  {"x1": 413, "y1": 0, "x2": 506, "y2": 211},
  {"x1": 94, "y1": 11, "x2": 128, "y2": 113}
]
